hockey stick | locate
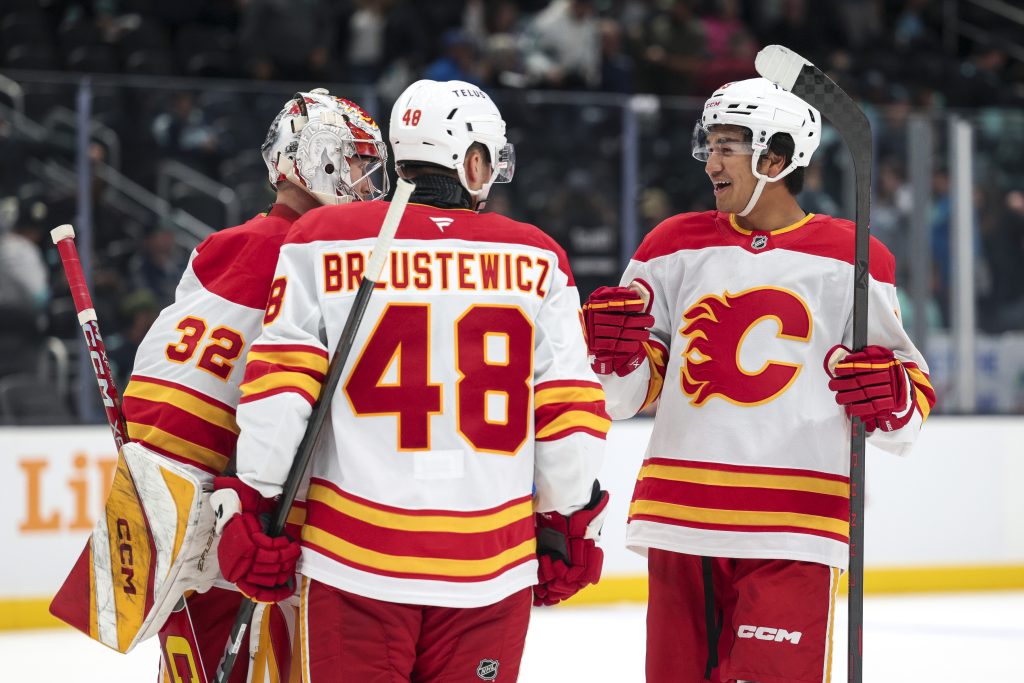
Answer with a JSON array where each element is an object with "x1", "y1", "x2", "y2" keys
[
  {"x1": 51, "y1": 224, "x2": 130, "y2": 450},
  {"x1": 213, "y1": 177, "x2": 416, "y2": 683},
  {"x1": 755, "y1": 45, "x2": 872, "y2": 683},
  {"x1": 51, "y1": 224, "x2": 211, "y2": 682}
]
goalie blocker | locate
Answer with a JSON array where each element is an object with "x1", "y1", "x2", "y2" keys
[{"x1": 49, "y1": 442, "x2": 222, "y2": 653}]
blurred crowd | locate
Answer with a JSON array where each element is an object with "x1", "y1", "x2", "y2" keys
[{"x1": 3, "y1": 0, "x2": 1024, "y2": 420}]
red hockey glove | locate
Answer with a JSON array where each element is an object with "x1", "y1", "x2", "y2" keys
[
  {"x1": 826, "y1": 345, "x2": 912, "y2": 433},
  {"x1": 583, "y1": 285, "x2": 654, "y2": 376},
  {"x1": 533, "y1": 482, "x2": 610, "y2": 606},
  {"x1": 213, "y1": 477, "x2": 300, "y2": 603}
]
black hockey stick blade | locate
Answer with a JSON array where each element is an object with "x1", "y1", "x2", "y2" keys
[
  {"x1": 757, "y1": 44, "x2": 872, "y2": 683},
  {"x1": 213, "y1": 178, "x2": 415, "y2": 683}
]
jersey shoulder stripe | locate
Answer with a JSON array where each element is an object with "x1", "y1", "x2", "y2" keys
[
  {"x1": 781, "y1": 214, "x2": 896, "y2": 285},
  {"x1": 635, "y1": 211, "x2": 896, "y2": 285},
  {"x1": 284, "y1": 201, "x2": 576, "y2": 284},
  {"x1": 191, "y1": 203, "x2": 300, "y2": 309}
]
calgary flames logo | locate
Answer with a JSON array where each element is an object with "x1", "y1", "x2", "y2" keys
[{"x1": 679, "y1": 287, "x2": 812, "y2": 406}]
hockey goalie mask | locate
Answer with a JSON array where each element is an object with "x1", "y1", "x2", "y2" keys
[
  {"x1": 696, "y1": 77, "x2": 821, "y2": 216},
  {"x1": 262, "y1": 89, "x2": 389, "y2": 205},
  {"x1": 389, "y1": 79, "x2": 515, "y2": 205}
]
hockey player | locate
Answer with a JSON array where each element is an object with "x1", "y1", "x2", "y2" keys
[
  {"x1": 215, "y1": 79, "x2": 610, "y2": 682},
  {"x1": 584, "y1": 77, "x2": 936, "y2": 683},
  {"x1": 122, "y1": 90, "x2": 388, "y2": 683}
]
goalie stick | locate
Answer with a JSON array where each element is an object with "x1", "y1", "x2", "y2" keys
[
  {"x1": 51, "y1": 224, "x2": 209, "y2": 681},
  {"x1": 755, "y1": 45, "x2": 872, "y2": 683},
  {"x1": 51, "y1": 224, "x2": 129, "y2": 450},
  {"x1": 213, "y1": 177, "x2": 416, "y2": 683}
]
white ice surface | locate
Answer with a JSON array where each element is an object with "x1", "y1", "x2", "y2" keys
[{"x1": 3, "y1": 592, "x2": 1022, "y2": 682}]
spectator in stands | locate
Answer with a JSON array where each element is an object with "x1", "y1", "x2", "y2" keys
[
  {"x1": 107, "y1": 288, "x2": 160, "y2": 390},
  {"x1": 0, "y1": 195, "x2": 48, "y2": 313},
  {"x1": 344, "y1": 0, "x2": 389, "y2": 84},
  {"x1": 599, "y1": 18, "x2": 634, "y2": 93},
  {"x1": 636, "y1": 0, "x2": 705, "y2": 95},
  {"x1": 423, "y1": 29, "x2": 484, "y2": 84},
  {"x1": 524, "y1": 0, "x2": 601, "y2": 89},
  {"x1": 127, "y1": 224, "x2": 184, "y2": 309},
  {"x1": 699, "y1": 0, "x2": 744, "y2": 60},
  {"x1": 151, "y1": 92, "x2": 220, "y2": 174},
  {"x1": 239, "y1": 0, "x2": 335, "y2": 81}
]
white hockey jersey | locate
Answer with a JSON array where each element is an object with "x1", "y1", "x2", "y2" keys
[
  {"x1": 234, "y1": 200, "x2": 608, "y2": 608},
  {"x1": 601, "y1": 211, "x2": 935, "y2": 570},
  {"x1": 123, "y1": 204, "x2": 300, "y2": 507}
]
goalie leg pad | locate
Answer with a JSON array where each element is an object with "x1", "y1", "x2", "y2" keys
[{"x1": 49, "y1": 442, "x2": 222, "y2": 653}]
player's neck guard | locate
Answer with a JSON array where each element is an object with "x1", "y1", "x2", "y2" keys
[{"x1": 408, "y1": 173, "x2": 474, "y2": 210}]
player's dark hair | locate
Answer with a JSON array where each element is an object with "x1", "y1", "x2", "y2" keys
[
  {"x1": 396, "y1": 142, "x2": 491, "y2": 178},
  {"x1": 767, "y1": 133, "x2": 805, "y2": 195},
  {"x1": 738, "y1": 128, "x2": 805, "y2": 195}
]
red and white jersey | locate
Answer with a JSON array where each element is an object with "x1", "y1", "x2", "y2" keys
[
  {"x1": 234, "y1": 200, "x2": 608, "y2": 608},
  {"x1": 601, "y1": 211, "x2": 936, "y2": 570},
  {"x1": 123, "y1": 204, "x2": 301, "y2": 481}
]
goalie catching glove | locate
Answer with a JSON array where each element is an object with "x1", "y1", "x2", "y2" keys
[
  {"x1": 212, "y1": 477, "x2": 300, "y2": 603},
  {"x1": 826, "y1": 344, "x2": 913, "y2": 433},
  {"x1": 583, "y1": 285, "x2": 654, "y2": 376},
  {"x1": 533, "y1": 482, "x2": 610, "y2": 606}
]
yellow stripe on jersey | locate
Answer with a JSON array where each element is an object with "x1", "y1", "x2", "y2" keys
[
  {"x1": 240, "y1": 372, "x2": 323, "y2": 402},
  {"x1": 642, "y1": 341, "x2": 667, "y2": 410},
  {"x1": 246, "y1": 349, "x2": 328, "y2": 376},
  {"x1": 123, "y1": 379, "x2": 238, "y2": 434},
  {"x1": 535, "y1": 410, "x2": 611, "y2": 440},
  {"x1": 534, "y1": 385, "x2": 605, "y2": 407},
  {"x1": 307, "y1": 484, "x2": 532, "y2": 534},
  {"x1": 303, "y1": 526, "x2": 536, "y2": 577},
  {"x1": 126, "y1": 422, "x2": 230, "y2": 471},
  {"x1": 629, "y1": 499, "x2": 850, "y2": 537},
  {"x1": 638, "y1": 463, "x2": 850, "y2": 498},
  {"x1": 905, "y1": 366, "x2": 934, "y2": 420}
]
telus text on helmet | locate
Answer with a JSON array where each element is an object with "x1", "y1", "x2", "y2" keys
[{"x1": 451, "y1": 88, "x2": 488, "y2": 99}]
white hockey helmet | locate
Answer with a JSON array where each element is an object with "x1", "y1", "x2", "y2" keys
[
  {"x1": 389, "y1": 80, "x2": 514, "y2": 203},
  {"x1": 262, "y1": 89, "x2": 389, "y2": 205},
  {"x1": 693, "y1": 77, "x2": 821, "y2": 216}
]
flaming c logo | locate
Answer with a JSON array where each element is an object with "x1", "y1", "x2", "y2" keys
[{"x1": 679, "y1": 287, "x2": 812, "y2": 406}]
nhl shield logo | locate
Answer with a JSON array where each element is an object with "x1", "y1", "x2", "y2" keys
[
  {"x1": 751, "y1": 234, "x2": 768, "y2": 250},
  {"x1": 476, "y1": 659, "x2": 499, "y2": 681}
]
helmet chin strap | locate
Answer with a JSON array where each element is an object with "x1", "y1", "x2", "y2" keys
[{"x1": 737, "y1": 176, "x2": 768, "y2": 217}]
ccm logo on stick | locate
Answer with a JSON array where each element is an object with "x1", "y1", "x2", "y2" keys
[{"x1": 736, "y1": 625, "x2": 802, "y2": 644}]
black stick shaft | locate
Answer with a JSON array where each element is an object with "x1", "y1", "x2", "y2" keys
[{"x1": 214, "y1": 179, "x2": 413, "y2": 683}]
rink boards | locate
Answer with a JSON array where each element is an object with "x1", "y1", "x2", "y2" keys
[{"x1": 2, "y1": 417, "x2": 1022, "y2": 629}]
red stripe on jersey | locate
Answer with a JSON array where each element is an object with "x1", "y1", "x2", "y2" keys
[
  {"x1": 310, "y1": 479, "x2": 532, "y2": 518},
  {"x1": 534, "y1": 401, "x2": 610, "y2": 430},
  {"x1": 122, "y1": 396, "x2": 238, "y2": 463},
  {"x1": 128, "y1": 374, "x2": 236, "y2": 415},
  {"x1": 303, "y1": 499, "x2": 534, "y2": 562},
  {"x1": 535, "y1": 425, "x2": 609, "y2": 442},
  {"x1": 534, "y1": 379, "x2": 605, "y2": 391},
  {"x1": 644, "y1": 457, "x2": 850, "y2": 484},
  {"x1": 301, "y1": 540, "x2": 535, "y2": 584},
  {"x1": 632, "y1": 475, "x2": 848, "y2": 523},
  {"x1": 628, "y1": 514, "x2": 850, "y2": 545},
  {"x1": 284, "y1": 201, "x2": 575, "y2": 284},
  {"x1": 238, "y1": 385, "x2": 318, "y2": 407},
  {"x1": 633, "y1": 211, "x2": 896, "y2": 285},
  {"x1": 243, "y1": 359, "x2": 327, "y2": 385}
]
